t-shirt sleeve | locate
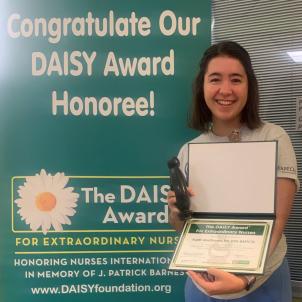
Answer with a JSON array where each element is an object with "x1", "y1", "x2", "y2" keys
[{"x1": 276, "y1": 131, "x2": 300, "y2": 191}]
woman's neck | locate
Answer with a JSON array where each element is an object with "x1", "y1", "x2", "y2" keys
[{"x1": 211, "y1": 119, "x2": 242, "y2": 137}]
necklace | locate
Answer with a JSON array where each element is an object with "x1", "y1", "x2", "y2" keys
[
  {"x1": 209, "y1": 124, "x2": 241, "y2": 142},
  {"x1": 228, "y1": 129, "x2": 241, "y2": 142}
]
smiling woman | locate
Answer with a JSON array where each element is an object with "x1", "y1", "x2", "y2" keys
[
  {"x1": 189, "y1": 41, "x2": 261, "y2": 135},
  {"x1": 203, "y1": 56, "x2": 248, "y2": 135},
  {"x1": 167, "y1": 41, "x2": 299, "y2": 302}
]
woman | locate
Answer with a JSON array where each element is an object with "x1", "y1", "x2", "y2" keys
[{"x1": 167, "y1": 41, "x2": 299, "y2": 301}]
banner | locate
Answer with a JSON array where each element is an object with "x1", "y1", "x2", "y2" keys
[{"x1": 0, "y1": 1, "x2": 211, "y2": 301}]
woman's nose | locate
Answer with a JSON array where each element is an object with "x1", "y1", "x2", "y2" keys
[{"x1": 219, "y1": 81, "x2": 232, "y2": 95}]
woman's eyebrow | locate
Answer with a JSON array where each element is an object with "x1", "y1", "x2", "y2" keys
[
  {"x1": 207, "y1": 72, "x2": 221, "y2": 77},
  {"x1": 230, "y1": 73, "x2": 244, "y2": 77}
]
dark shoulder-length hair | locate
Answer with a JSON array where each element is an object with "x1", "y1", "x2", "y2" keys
[{"x1": 189, "y1": 41, "x2": 262, "y2": 132}]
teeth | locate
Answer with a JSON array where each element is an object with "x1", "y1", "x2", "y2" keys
[{"x1": 216, "y1": 100, "x2": 233, "y2": 105}]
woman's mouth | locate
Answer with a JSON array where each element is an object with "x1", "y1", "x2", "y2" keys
[{"x1": 215, "y1": 99, "x2": 235, "y2": 106}]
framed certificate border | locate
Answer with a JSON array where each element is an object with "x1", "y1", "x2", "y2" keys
[{"x1": 169, "y1": 218, "x2": 273, "y2": 274}]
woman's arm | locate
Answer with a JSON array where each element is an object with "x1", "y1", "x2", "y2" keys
[
  {"x1": 187, "y1": 269, "x2": 248, "y2": 296},
  {"x1": 268, "y1": 177, "x2": 296, "y2": 255}
]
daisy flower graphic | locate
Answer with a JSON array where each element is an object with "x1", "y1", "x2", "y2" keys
[{"x1": 15, "y1": 169, "x2": 79, "y2": 235}]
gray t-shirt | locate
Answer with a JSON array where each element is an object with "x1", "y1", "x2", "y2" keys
[{"x1": 177, "y1": 122, "x2": 299, "y2": 299}]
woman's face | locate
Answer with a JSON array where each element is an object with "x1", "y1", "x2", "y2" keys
[{"x1": 203, "y1": 56, "x2": 248, "y2": 127}]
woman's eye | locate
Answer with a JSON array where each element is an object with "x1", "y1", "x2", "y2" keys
[
  {"x1": 231, "y1": 78, "x2": 242, "y2": 83},
  {"x1": 209, "y1": 78, "x2": 220, "y2": 83}
]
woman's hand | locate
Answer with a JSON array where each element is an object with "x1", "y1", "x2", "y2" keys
[
  {"x1": 187, "y1": 269, "x2": 247, "y2": 296},
  {"x1": 167, "y1": 188, "x2": 194, "y2": 231}
]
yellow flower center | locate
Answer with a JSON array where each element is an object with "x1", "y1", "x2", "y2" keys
[{"x1": 35, "y1": 192, "x2": 57, "y2": 211}]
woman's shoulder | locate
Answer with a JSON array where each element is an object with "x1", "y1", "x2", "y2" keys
[
  {"x1": 260, "y1": 121, "x2": 286, "y2": 133},
  {"x1": 178, "y1": 133, "x2": 209, "y2": 153},
  {"x1": 248, "y1": 122, "x2": 288, "y2": 140}
]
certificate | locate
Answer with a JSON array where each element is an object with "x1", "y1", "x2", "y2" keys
[{"x1": 169, "y1": 218, "x2": 273, "y2": 274}]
